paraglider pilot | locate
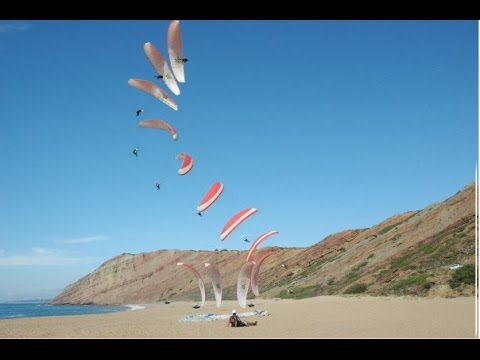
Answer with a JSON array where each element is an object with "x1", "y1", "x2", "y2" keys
[
  {"x1": 227, "y1": 310, "x2": 257, "y2": 327},
  {"x1": 133, "y1": 148, "x2": 139, "y2": 157}
]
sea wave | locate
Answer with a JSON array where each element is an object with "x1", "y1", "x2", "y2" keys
[{"x1": 125, "y1": 305, "x2": 145, "y2": 311}]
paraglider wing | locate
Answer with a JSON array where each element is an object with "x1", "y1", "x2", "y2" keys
[
  {"x1": 196, "y1": 181, "x2": 224, "y2": 214},
  {"x1": 167, "y1": 20, "x2": 186, "y2": 83},
  {"x1": 144, "y1": 42, "x2": 180, "y2": 96},
  {"x1": 176, "y1": 262, "x2": 205, "y2": 306},
  {"x1": 176, "y1": 152, "x2": 193, "y2": 175},
  {"x1": 205, "y1": 263, "x2": 222, "y2": 308},
  {"x1": 246, "y1": 230, "x2": 279, "y2": 262},
  {"x1": 139, "y1": 119, "x2": 178, "y2": 141},
  {"x1": 128, "y1": 79, "x2": 178, "y2": 111},
  {"x1": 250, "y1": 250, "x2": 275, "y2": 297},
  {"x1": 220, "y1": 208, "x2": 258, "y2": 241},
  {"x1": 237, "y1": 261, "x2": 255, "y2": 309}
]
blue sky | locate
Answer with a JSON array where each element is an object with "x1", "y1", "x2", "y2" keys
[{"x1": 0, "y1": 20, "x2": 477, "y2": 301}]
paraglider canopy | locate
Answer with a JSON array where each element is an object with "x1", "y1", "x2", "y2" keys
[
  {"x1": 197, "y1": 182, "x2": 224, "y2": 215},
  {"x1": 144, "y1": 42, "x2": 180, "y2": 96},
  {"x1": 250, "y1": 250, "x2": 276, "y2": 297},
  {"x1": 205, "y1": 262, "x2": 222, "y2": 308},
  {"x1": 176, "y1": 262, "x2": 206, "y2": 307},
  {"x1": 246, "y1": 230, "x2": 279, "y2": 262},
  {"x1": 176, "y1": 152, "x2": 193, "y2": 175},
  {"x1": 220, "y1": 208, "x2": 258, "y2": 241},
  {"x1": 237, "y1": 261, "x2": 255, "y2": 308},
  {"x1": 128, "y1": 79, "x2": 178, "y2": 111},
  {"x1": 168, "y1": 20, "x2": 187, "y2": 83},
  {"x1": 139, "y1": 119, "x2": 178, "y2": 141}
]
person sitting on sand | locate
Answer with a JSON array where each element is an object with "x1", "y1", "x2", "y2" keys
[{"x1": 227, "y1": 310, "x2": 257, "y2": 327}]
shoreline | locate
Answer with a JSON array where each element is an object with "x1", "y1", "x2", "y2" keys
[{"x1": 0, "y1": 296, "x2": 475, "y2": 338}]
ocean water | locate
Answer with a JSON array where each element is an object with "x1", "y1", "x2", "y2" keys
[{"x1": 0, "y1": 301, "x2": 142, "y2": 320}]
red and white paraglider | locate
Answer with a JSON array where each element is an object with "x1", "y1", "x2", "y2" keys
[
  {"x1": 144, "y1": 42, "x2": 180, "y2": 96},
  {"x1": 167, "y1": 20, "x2": 187, "y2": 83},
  {"x1": 220, "y1": 208, "x2": 258, "y2": 241},
  {"x1": 176, "y1": 262, "x2": 205, "y2": 307},
  {"x1": 196, "y1": 181, "x2": 224, "y2": 215},
  {"x1": 237, "y1": 261, "x2": 255, "y2": 308},
  {"x1": 250, "y1": 250, "x2": 275, "y2": 297},
  {"x1": 138, "y1": 119, "x2": 178, "y2": 141},
  {"x1": 205, "y1": 262, "x2": 222, "y2": 308},
  {"x1": 176, "y1": 152, "x2": 193, "y2": 176},
  {"x1": 246, "y1": 230, "x2": 279, "y2": 262},
  {"x1": 128, "y1": 78, "x2": 178, "y2": 111}
]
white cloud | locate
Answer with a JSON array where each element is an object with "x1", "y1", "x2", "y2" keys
[
  {"x1": 0, "y1": 248, "x2": 92, "y2": 266},
  {"x1": 0, "y1": 22, "x2": 31, "y2": 34},
  {"x1": 55, "y1": 235, "x2": 107, "y2": 245}
]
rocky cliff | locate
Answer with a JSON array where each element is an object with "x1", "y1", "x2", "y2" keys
[{"x1": 53, "y1": 183, "x2": 476, "y2": 304}]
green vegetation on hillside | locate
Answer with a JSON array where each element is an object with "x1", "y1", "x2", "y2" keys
[
  {"x1": 390, "y1": 273, "x2": 430, "y2": 294},
  {"x1": 344, "y1": 283, "x2": 368, "y2": 294},
  {"x1": 449, "y1": 264, "x2": 475, "y2": 289},
  {"x1": 376, "y1": 216, "x2": 475, "y2": 292}
]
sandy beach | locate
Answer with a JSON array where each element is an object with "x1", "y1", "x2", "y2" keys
[{"x1": 0, "y1": 296, "x2": 476, "y2": 338}]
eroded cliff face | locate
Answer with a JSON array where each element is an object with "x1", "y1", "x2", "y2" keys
[{"x1": 53, "y1": 184, "x2": 476, "y2": 304}]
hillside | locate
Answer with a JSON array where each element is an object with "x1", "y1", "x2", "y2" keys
[{"x1": 53, "y1": 183, "x2": 476, "y2": 304}]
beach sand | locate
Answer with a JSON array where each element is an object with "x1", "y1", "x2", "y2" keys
[{"x1": 0, "y1": 296, "x2": 476, "y2": 338}]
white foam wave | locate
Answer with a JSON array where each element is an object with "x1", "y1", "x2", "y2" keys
[{"x1": 125, "y1": 304, "x2": 145, "y2": 311}]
